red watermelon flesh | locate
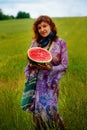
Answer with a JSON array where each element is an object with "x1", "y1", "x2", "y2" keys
[{"x1": 28, "y1": 47, "x2": 52, "y2": 63}]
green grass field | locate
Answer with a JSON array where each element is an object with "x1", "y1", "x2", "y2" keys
[{"x1": 0, "y1": 17, "x2": 87, "y2": 130}]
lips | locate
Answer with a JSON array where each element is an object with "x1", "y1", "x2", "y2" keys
[
  {"x1": 42, "y1": 32, "x2": 46, "y2": 35},
  {"x1": 41, "y1": 32, "x2": 47, "y2": 36}
]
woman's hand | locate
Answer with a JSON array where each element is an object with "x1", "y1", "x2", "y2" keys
[
  {"x1": 30, "y1": 63, "x2": 52, "y2": 70},
  {"x1": 37, "y1": 64, "x2": 52, "y2": 70}
]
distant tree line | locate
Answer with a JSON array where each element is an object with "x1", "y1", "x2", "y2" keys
[{"x1": 0, "y1": 9, "x2": 31, "y2": 20}]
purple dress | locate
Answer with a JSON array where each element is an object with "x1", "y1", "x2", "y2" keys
[{"x1": 24, "y1": 38, "x2": 68, "y2": 121}]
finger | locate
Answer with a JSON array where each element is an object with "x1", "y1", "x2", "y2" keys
[
  {"x1": 30, "y1": 63, "x2": 33, "y2": 67},
  {"x1": 30, "y1": 63, "x2": 37, "y2": 68}
]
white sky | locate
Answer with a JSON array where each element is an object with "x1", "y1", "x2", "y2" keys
[{"x1": 0, "y1": 0, "x2": 87, "y2": 18}]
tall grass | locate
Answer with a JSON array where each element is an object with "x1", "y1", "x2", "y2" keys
[{"x1": 0, "y1": 17, "x2": 87, "y2": 130}]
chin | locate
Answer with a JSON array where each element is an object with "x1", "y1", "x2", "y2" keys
[{"x1": 42, "y1": 34, "x2": 48, "y2": 37}]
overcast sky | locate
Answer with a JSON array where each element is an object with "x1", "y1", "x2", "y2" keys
[{"x1": 0, "y1": 0, "x2": 87, "y2": 18}]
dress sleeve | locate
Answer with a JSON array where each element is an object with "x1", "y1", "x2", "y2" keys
[
  {"x1": 47, "y1": 40, "x2": 68, "y2": 86},
  {"x1": 52, "y1": 40, "x2": 68, "y2": 72}
]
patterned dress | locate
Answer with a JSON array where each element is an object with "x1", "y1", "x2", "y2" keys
[{"x1": 24, "y1": 37, "x2": 68, "y2": 122}]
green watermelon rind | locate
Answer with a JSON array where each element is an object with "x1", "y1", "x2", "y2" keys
[{"x1": 27, "y1": 47, "x2": 52, "y2": 64}]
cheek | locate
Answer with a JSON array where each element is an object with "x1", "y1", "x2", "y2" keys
[
  {"x1": 38, "y1": 29, "x2": 41, "y2": 34},
  {"x1": 48, "y1": 27, "x2": 51, "y2": 32}
]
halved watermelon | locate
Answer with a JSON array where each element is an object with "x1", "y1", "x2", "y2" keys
[{"x1": 27, "y1": 47, "x2": 52, "y2": 64}]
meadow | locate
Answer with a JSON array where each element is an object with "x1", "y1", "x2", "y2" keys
[{"x1": 0, "y1": 17, "x2": 87, "y2": 130}]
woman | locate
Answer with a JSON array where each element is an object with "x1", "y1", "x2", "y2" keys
[{"x1": 24, "y1": 15, "x2": 68, "y2": 130}]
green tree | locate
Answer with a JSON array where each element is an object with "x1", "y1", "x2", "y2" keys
[
  {"x1": 0, "y1": 9, "x2": 15, "y2": 20},
  {"x1": 16, "y1": 11, "x2": 30, "y2": 19},
  {"x1": 0, "y1": 9, "x2": 3, "y2": 20}
]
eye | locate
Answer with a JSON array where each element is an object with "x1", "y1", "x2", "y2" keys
[{"x1": 38, "y1": 26, "x2": 41, "y2": 30}]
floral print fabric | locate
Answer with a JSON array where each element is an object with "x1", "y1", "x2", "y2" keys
[{"x1": 24, "y1": 38, "x2": 68, "y2": 121}]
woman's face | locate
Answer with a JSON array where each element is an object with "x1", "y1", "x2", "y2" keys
[{"x1": 37, "y1": 21, "x2": 51, "y2": 37}]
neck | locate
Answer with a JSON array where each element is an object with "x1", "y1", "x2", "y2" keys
[{"x1": 40, "y1": 32, "x2": 54, "y2": 48}]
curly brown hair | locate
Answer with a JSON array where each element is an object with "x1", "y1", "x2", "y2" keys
[{"x1": 33, "y1": 15, "x2": 58, "y2": 42}]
